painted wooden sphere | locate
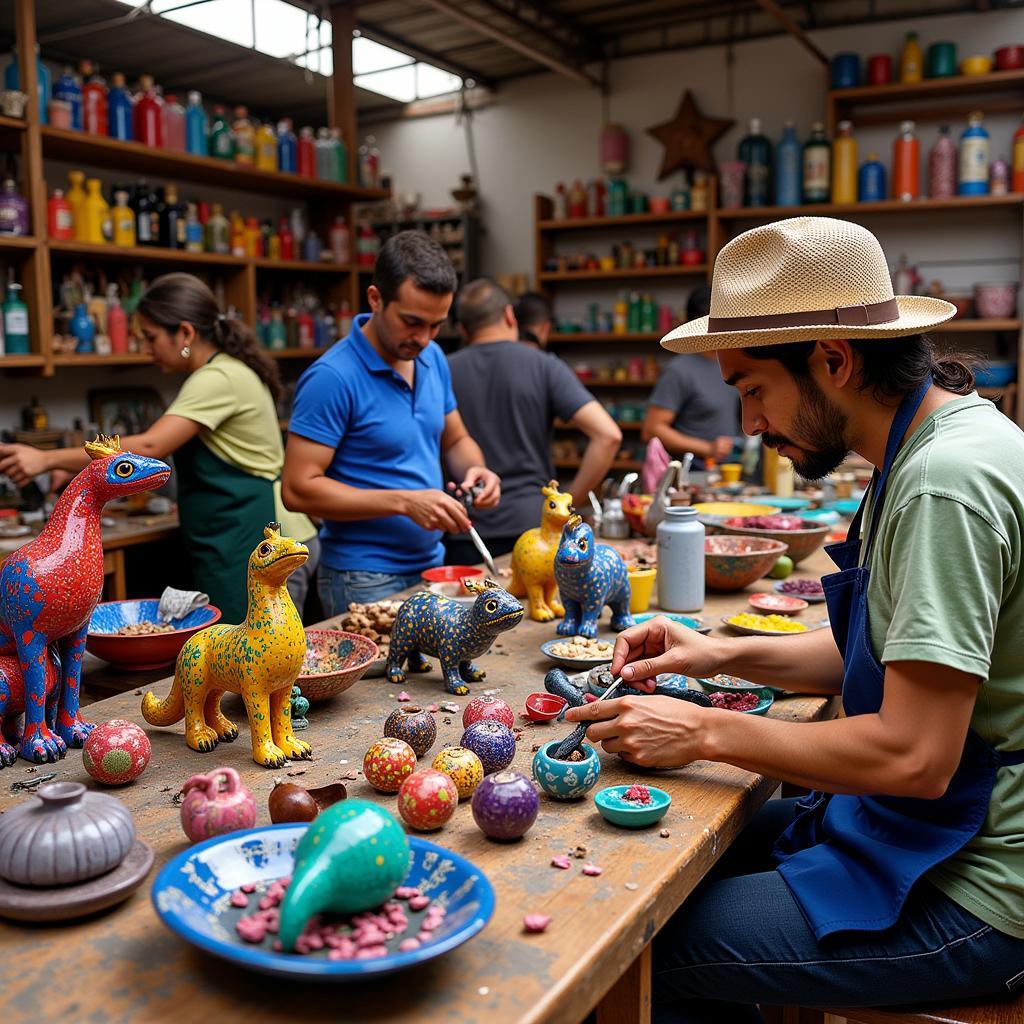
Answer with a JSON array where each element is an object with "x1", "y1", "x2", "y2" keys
[
  {"x1": 363, "y1": 737, "x2": 417, "y2": 793},
  {"x1": 431, "y1": 745, "x2": 484, "y2": 800},
  {"x1": 460, "y1": 720, "x2": 516, "y2": 775},
  {"x1": 471, "y1": 771, "x2": 539, "y2": 841},
  {"x1": 461, "y1": 694, "x2": 515, "y2": 730},
  {"x1": 383, "y1": 705, "x2": 437, "y2": 757},
  {"x1": 82, "y1": 719, "x2": 151, "y2": 786},
  {"x1": 397, "y1": 769, "x2": 459, "y2": 831}
]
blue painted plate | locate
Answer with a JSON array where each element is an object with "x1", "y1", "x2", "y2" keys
[
  {"x1": 632, "y1": 612, "x2": 712, "y2": 635},
  {"x1": 152, "y1": 824, "x2": 495, "y2": 980},
  {"x1": 772, "y1": 580, "x2": 827, "y2": 603},
  {"x1": 799, "y1": 508, "x2": 841, "y2": 526}
]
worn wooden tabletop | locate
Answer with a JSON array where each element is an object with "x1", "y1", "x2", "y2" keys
[
  {"x1": 0, "y1": 547, "x2": 837, "y2": 1024},
  {"x1": 0, "y1": 508, "x2": 180, "y2": 555}
]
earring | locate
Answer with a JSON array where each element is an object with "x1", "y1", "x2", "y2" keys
[{"x1": 180, "y1": 346, "x2": 191, "y2": 358}]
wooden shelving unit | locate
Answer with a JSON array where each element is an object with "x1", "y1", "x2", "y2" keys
[
  {"x1": 548, "y1": 332, "x2": 661, "y2": 344},
  {"x1": 715, "y1": 193, "x2": 1024, "y2": 220},
  {"x1": 0, "y1": 0, "x2": 380, "y2": 378},
  {"x1": 539, "y1": 265, "x2": 706, "y2": 282}
]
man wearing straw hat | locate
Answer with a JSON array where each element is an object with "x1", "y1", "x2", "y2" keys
[{"x1": 567, "y1": 217, "x2": 1024, "y2": 1018}]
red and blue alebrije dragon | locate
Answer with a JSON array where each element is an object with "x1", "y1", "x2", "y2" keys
[{"x1": 0, "y1": 435, "x2": 170, "y2": 766}]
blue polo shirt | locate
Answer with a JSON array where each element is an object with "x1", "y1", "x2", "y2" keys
[{"x1": 289, "y1": 314, "x2": 457, "y2": 573}]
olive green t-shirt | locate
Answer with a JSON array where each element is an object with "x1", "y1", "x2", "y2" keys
[
  {"x1": 863, "y1": 394, "x2": 1024, "y2": 937},
  {"x1": 165, "y1": 353, "x2": 315, "y2": 543}
]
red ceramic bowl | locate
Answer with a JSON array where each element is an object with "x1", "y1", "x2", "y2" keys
[
  {"x1": 421, "y1": 566, "x2": 485, "y2": 593},
  {"x1": 525, "y1": 692, "x2": 569, "y2": 722},
  {"x1": 995, "y1": 45, "x2": 1024, "y2": 70},
  {"x1": 748, "y1": 593, "x2": 809, "y2": 614}
]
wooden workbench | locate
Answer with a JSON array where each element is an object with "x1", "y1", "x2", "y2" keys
[{"x1": 0, "y1": 549, "x2": 837, "y2": 1024}]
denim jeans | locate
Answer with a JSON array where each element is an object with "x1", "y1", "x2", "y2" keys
[
  {"x1": 653, "y1": 798, "x2": 1024, "y2": 1023},
  {"x1": 317, "y1": 566, "x2": 423, "y2": 619}
]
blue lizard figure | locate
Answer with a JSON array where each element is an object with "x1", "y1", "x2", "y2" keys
[
  {"x1": 387, "y1": 578, "x2": 524, "y2": 695},
  {"x1": 553, "y1": 515, "x2": 634, "y2": 639}
]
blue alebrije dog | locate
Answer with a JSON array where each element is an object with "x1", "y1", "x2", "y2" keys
[
  {"x1": 553, "y1": 515, "x2": 634, "y2": 639},
  {"x1": 387, "y1": 579, "x2": 524, "y2": 695}
]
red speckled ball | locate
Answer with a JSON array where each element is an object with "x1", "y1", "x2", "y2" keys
[
  {"x1": 462, "y1": 694, "x2": 515, "y2": 730},
  {"x1": 82, "y1": 719, "x2": 151, "y2": 786},
  {"x1": 363, "y1": 737, "x2": 417, "y2": 793},
  {"x1": 397, "y1": 768, "x2": 459, "y2": 831}
]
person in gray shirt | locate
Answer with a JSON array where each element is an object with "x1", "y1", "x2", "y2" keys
[
  {"x1": 643, "y1": 286, "x2": 741, "y2": 470},
  {"x1": 446, "y1": 278, "x2": 621, "y2": 563}
]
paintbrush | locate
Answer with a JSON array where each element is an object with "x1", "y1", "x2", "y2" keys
[{"x1": 553, "y1": 674, "x2": 623, "y2": 761}]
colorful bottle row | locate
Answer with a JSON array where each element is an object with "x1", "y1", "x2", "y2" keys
[
  {"x1": 551, "y1": 172, "x2": 711, "y2": 220},
  {"x1": 255, "y1": 299, "x2": 353, "y2": 352}
]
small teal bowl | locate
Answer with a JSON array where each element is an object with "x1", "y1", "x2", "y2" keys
[
  {"x1": 698, "y1": 683, "x2": 775, "y2": 715},
  {"x1": 800, "y1": 508, "x2": 841, "y2": 526},
  {"x1": 758, "y1": 496, "x2": 811, "y2": 512},
  {"x1": 532, "y1": 740, "x2": 601, "y2": 800},
  {"x1": 829, "y1": 498, "x2": 862, "y2": 517},
  {"x1": 633, "y1": 612, "x2": 712, "y2": 635},
  {"x1": 594, "y1": 785, "x2": 671, "y2": 828}
]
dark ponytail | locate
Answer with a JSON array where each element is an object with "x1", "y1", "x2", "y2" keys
[{"x1": 137, "y1": 272, "x2": 283, "y2": 402}]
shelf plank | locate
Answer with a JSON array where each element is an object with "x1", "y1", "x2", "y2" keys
[
  {"x1": 40, "y1": 127, "x2": 390, "y2": 202},
  {"x1": 252, "y1": 257, "x2": 355, "y2": 273},
  {"x1": 50, "y1": 240, "x2": 247, "y2": 267},
  {"x1": 829, "y1": 68, "x2": 1024, "y2": 107},
  {"x1": 934, "y1": 318, "x2": 1021, "y2": 332},
  {"x1": 267, "y1": 349, "x2": 323, "y2": 360},
  {"x1": 0, "y1": 234, "x2": 37, "y2": 250},
  {"x1": 0, "y1": 114, "x2": 27, "y2": 131},
  {"x1": 0, "y1": 353, "x2": 46, "y2": 368},
  {"x1": 539, "y1": 266, "x2": 707, "y2": 282},
  {"x1": 716, "y1": 194, "x2": 1024, "y2": 220},
  {"x1": 51, "y1": 353, "x2": 153, "y2": 366},
  {"x1": 556, "y1": 420, "x2": 643, "y2": 431},
  {"x1": 549, "y1": 332, "x2": 662, "y2": 343},
  {"x1": 539, "y1": 209, "x2": 708, "y2": 231},
  {"x1": 576, "y1": 378, "x2": 658, "y2": 389}
]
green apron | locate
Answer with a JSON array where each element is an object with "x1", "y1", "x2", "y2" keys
[{"x1": 175, "y1": 434, "x2": 276, "y2": 624}]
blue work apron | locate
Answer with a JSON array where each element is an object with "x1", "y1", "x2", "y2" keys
[{"x1": 773, "y1": 379, "x2": 1024, "y2": 940}]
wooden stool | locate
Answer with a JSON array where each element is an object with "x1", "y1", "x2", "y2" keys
[{"x1": 770, "y1": 999, "x2": 1024, "y2": 1024}]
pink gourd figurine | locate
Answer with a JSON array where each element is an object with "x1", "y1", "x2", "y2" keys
[{"x1": 180, "y1": 767, "x2": 256, "y2": 843}]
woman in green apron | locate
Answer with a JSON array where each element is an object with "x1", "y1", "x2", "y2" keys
[{"x1": 0, "y1": 273, "x2": 318, "y2": 624}]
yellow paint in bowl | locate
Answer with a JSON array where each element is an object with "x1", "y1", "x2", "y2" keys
[{"x1": 692, "y1": 502, "x2": 782, "y2": 518}]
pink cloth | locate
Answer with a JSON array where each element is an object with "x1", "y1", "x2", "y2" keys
[{"x1": 642, "y1": 437, "x2": 671, "y2": 494}]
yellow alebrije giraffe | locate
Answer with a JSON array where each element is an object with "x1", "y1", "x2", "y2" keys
[
  {"x1": 141, "y1": 523, "x2": 312, "y2": 768},
  {"x1": 509, "y1": 480, "x2": 574, "y2": 622}
]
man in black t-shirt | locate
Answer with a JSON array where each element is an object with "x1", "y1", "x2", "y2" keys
[{"x1": 446, "y1": 279, "x2": 621, "y2": 563}]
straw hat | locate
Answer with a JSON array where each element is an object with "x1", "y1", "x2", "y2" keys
[{"x1": 661, "y1": 216, "x2": 955, "y2": 353}]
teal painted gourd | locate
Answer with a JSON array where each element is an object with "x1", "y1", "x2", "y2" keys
[{"x1": 278, "y1": 799, "x2": 410, "y2": 951}]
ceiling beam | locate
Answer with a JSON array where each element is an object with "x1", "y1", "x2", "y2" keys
[
  {"x1": 468, "y1": 0, "x2": 598, "y2": 64},
  {"x1": 414, "y1": 0, "x2": 602, "y2": 88},
  {"x1": 356, "y1": 18, "x2": 497, "y2": 90},
  {"x1": 495, "y1": 0, "x2": 605, "y2": 58},
  {"x1": 751, "y1": 0, "x2": 829, "y2": 65}
]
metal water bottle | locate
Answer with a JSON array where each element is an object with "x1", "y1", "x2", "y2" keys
[{"x1": 656, "y1": 506, "x2": 705, "y2": 613}]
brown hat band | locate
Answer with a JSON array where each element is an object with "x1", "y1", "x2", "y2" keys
[{"x1": 707, "y1": 297, "x2": 900, "y2": 333}]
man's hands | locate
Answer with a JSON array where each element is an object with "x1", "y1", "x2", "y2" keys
[
  {"x1": 0, "y1": 444, "x2": 51, "y2": 487},
  {"x1": 610, "y1": 616, "x2": 729, "y2": 690},
  {"x1": 402, "y1": 490, "x2": 472, "y2": 533},
  {"x1": 711, "y1": 435, "x2": 736, "y2": 462},
  {"x1": 458, "y1": 467, "x2": 500, "y2": 509}
]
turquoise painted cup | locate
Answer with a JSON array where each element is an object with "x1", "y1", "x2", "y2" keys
[{"x1": 532, "y1": 741, "x2": 601, "y2": 800}]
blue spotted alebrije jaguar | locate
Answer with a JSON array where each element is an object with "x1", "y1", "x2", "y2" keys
[
  {"x1": 387, "y1": 579, "x2": 524, "y2": 695},
  {"x1": 553, "y1": 515, "x2": 634, "y2": 639}
]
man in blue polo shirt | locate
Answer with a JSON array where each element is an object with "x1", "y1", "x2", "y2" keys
[{"x1": 282, "y1": 231, "x2": 500, "y2": 617}]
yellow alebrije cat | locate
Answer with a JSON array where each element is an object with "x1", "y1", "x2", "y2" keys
[
  {"x1": 509, "y1": 480, "x2": 574, "y2": 622},
  {"x1": 142, "y1": 523, "x2": 311, "y2": 768}
]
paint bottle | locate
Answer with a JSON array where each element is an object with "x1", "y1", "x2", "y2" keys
[
  {"x1": 82, "y1": 178, "x2": 109, "y2": 244},
  {"x1": 831, "y1": 120, "x2": 857, "y2": 204},
  {"x1": 111, "y1": 189, "x2": 136, "y2": 246},
  {"x1": 161, "y1": 184, "x2": 186, "y2": 249},
  {"x1": 163, "y1": 93, "x2": 186, "y2": 152},
  {"x1": 5, "y1": 45, "x2": 50, "y2": 124},
  {"x1": 329, "y1": 216, "x2": 351, "y2": 264},
  {"x1": 899, "y1": 31, "x2": 923, "y2": 83},
  {"x1": 185, "y1": 203, "x2": 203, "y2": 252},
  {"x1": 656, "y1": 506, "x2": 705, "y2": 613},
  {"x1": 255, "y1": 120, "x2": 277, "y2": 171},
  {"x1": 0, "y1": 177, "x2": 27, "y2": 236},
  {"x1": 928, "y1": 125, "x2": 957, "y2": 199},
  {"x1": 244, "y1": 215, "x2": 261, "y2": 257},
  {"x1": 134, "y1": 75, "x2": 163, "y2": 147},
  {"x1": 230, "y1": 212, "x2": 246, "y2": 257},
  {"x1": 107, "y1": 285, "x2": 128, "y2": 354},
  {"x1": 278, "y1": 216, "x2": 294, "y2": 260},
  {"x1": 775, "y1": 121, "x2": 802, "y2": 206},
  {"x1": 297, "y1": 126, "x2": 316, "y2": 177},
  {"x1": 67, "y1": 170, "x2": 87, "y2": 239},
  {"x1": 358, "y1": 135, "x2": 380, "y2": 188},
  {"x1": 107, "y1": 72, "x2": 133, "y2": 140},
  {"x1": 858, "y1": 153, "x2": 886, "y2": 201},
  {"x1": 233, "y1": 106, "x2": 255, "y2": 164},
  {"x1": 53, "y1": 66, "x2": 82, "y2": 131},
  {"x1": 70, "y1": 302, "x2": 94, "y2": 351},
  {"x1": 80, "y1": 61, "x2": 108, "y2": 136},
  {"x1": 134, "y1": 181, "x2": 159, "y2": 247},
  {"x1": 268, "y1": 309, "x2": 287, "y2": 350},
  {"x1": 185, "y1": 91, "x2": 208, "y2": 155},
  {"x1": 958, "y1": 111, "x2": 989, "y2": 196},
  {"x1": 48, "y1": 188, "x2": 73, "y2": 240},
  {"x1": 331, "y1": 128, "x2": 348, "y2": 183},
  {"x1": 304, "y1": 230, "x2": 322, "y2": 263},
  {"x1": 277, "y1": 118, "x2": 297, "y2": 173},
  {"x1": 802, "y1": 122, "x2": 831, "y2": 203},
  {"x1": 739, "y1": 117, "x2": 772, "y2": 207},
  {"x1": 1012, "y1": 115, "x2": 1024, "y2": 194},
  {"x1": 209, "y1": 105, "x2": 234, "y2": 160},
  {"x1": 892, "y1": 120, "x2": 920, "y2": 201},
  {"x1": 205, "y1": 203, "x2": 229, "y2": 254},
  {"x1": 2, "y1": 280, "x2": 28, "y2": 354}
]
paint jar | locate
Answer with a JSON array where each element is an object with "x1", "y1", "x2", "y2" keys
[
  {"x1": 866, "y1": 54, "x2": 893, "y2": 84},
  {"x1": 719, "y1": 161, "x2": 745, "y2": 209},
  {"x1": 925, "y1": 41, "x2": 957, "y2": 78},
  {"x1": 657, "y1": 506, "x2": 704, "y2": 613},
  {"x1": 48, "y1": 98, "x2": 71, "y2": 129},
  {"x1": 830, "y1": 53, "x2": 860, "y2": 88},
  {"x1": 628, "y1": 568, "x2": 657, "y2": 614}
]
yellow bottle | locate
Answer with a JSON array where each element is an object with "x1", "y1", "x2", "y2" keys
[
  {"x1": 67, "y1": 170, "x2": 87, "y2": 241},
  {"x1": 229, "y1": 211, "x2": 246, "y2": 257},
  {"x1": 233, "y1": 105, "x2": 255, "y2": 165},
  {"x1": 112, "y1": 189, "x2": 136, "y2": 247},
  {"x1": 255, "y1": 121, "x2": 277, "y2": 172},
  {"x1": 82, "y1": 178, "x2": 109, "y2": 244},
  {"x1": 831, "y1": 120, "x2": 858, "y2": 205},
  {"x1": 899, "y1": 31, "x2": 923, "y2": 83}
]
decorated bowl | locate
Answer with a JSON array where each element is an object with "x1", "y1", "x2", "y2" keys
[
  {"x1": 715, "y1": 518, "x2": 828, "y2": 566},
  {"x1": 525, "y1": 692, "x2": 569, "y2": 722},
  {"x1": 86, "y1": 599, "x2": 222, "y2": 670},
  {"x1": 151, "y1": 824, "x2": 494, "y2": 979},
  {"x1": 298, "y1": 630, "x2": 379, "y2": 701},
  {"x1": 539, "y1": 639, "x2": 615, "y2": 671},
  {"x1": 594, "y1": 785, "x2": 671, "y2": 828},
  {"x1": 697, "y1": 684, "x2": 776, "y2": 715},
  {"x1": 532, "y1": 741, "x2": 601, "y2": 800},
  {"x1": 704, "y1": 536, "x2": 789, "y2": 591},
  {"x1": 420, "y1": 566, "x2": 484, "y2": 592}
]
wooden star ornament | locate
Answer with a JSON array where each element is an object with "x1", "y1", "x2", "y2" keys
[{"x1": 647, "y1": 90, "x2": 734, "y2": 178}]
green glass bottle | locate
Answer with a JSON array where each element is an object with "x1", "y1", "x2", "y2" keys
[
  {"x1": 802, "y1": 122, "x2": 832, "y2": 204},
  {"x1": 3, "y1": 280, "x2": 30, "y2": 354},
  {"x1": 209, "y1": 104, "x2": 234, "y2": 161}
]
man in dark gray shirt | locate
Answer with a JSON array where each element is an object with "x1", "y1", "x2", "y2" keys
[
  {"x1": 643, "y1": 286, "x2": 741, "y2": 469},
  {"x1": 446, "y1": 278, "x2": 621, "y2": 562}
]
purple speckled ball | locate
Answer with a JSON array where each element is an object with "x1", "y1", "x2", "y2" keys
[
  {"x1": 471, "y1": 770, "x2": 539, "y2": 840},
  {"x1": 460, "y1": 720, "x2": 516, "y2": 775}
]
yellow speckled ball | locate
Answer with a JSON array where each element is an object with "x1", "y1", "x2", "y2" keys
[{"x1": 431, "y1": 745, "x2": 484, "y2": 800}]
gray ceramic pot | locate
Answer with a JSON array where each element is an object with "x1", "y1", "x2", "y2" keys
[{"x1": 0, "y1": 781, "x2": 135, "y2": 887}]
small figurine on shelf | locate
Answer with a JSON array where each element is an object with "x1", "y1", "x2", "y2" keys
[{"x1": 451, "y1": 173, "x2": 478, "y2": 212}]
